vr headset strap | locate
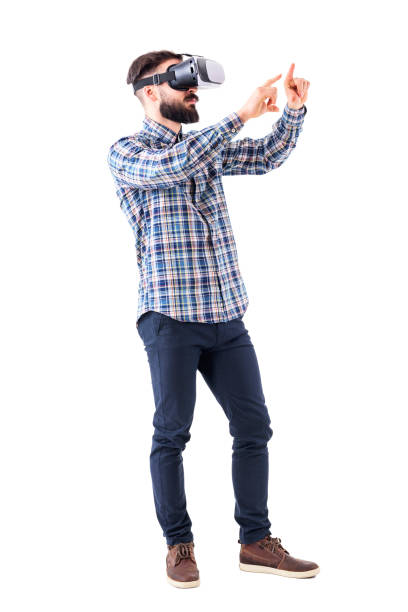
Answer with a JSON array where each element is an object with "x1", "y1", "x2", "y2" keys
[{"x1": 133, "y1": 70, "x2": 176, "y2": 92}]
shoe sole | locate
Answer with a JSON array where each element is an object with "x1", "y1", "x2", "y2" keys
[
  {"x1": 167, "y1": 575, "x2": 200, "y2": 588},
  {"x1": 239, "y1": 562, "x2": 320, "y2": 579}
]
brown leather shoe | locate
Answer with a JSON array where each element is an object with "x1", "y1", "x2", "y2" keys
[
  {"x1": 166, "y1": 541, "x2": 200, "y2": 588},
  {"x1": 239, "y1": 535, "x2": 319, "y2": 579}
]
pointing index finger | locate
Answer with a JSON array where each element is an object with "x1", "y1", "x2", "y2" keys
[
  {"x1": 263, "y1": 74, "x2": 282, "y2": 86},
  {"x1": 284, "y1": 63, "x2": 295, "y2": 84}
]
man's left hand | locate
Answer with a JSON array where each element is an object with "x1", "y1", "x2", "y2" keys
[{"x1": 284, "y1": 63, "x2": 310, "y2": 110}]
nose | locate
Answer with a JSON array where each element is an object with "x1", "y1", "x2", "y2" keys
[{"x1": 186, "y1": 87, "x2": 198, "y2": 99}]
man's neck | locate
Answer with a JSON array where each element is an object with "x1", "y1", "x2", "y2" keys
[{"x1": 146, "y1": 113, "x2": 181, "y2": 135}]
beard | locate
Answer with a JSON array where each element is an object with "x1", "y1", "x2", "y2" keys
[{"x1": 159, "y1": 95, "x2": 200, "y2": 124}]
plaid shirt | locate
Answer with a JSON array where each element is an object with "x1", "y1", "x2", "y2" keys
[{"x1": 107, "y1": 102, "x2": 307, "y2": 326}]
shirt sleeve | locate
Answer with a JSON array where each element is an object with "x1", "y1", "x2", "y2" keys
[
  {"x1": 221, "y1": 104, "x2": 307, "y2": 176},
  {"x1": 108, "y1": 112, "x2": 245, "y2": 190}
]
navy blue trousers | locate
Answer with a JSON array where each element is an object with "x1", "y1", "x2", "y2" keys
[{"x1": 137, "y1": 310, "x2": 273, "y2": 546}]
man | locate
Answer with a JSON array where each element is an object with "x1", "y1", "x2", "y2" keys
[{"x1": 107, "y1": 50, "x2": 319, "y2": 588}]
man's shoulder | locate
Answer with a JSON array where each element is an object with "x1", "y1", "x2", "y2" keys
[
  {"x1": 108, "y1": 132, "x2": 144, "y2": 160},
  {"x1": 183, "y1": 126, "x2": 199, "y2": 137}
]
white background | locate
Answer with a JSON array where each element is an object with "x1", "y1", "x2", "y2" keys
[{"x1": 1, "y1": 0, "x2": 407, "y2": 609}]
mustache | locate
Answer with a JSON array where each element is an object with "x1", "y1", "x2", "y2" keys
[{"x1": 185, "y1": 96, "x2": 198, "y2": 102}]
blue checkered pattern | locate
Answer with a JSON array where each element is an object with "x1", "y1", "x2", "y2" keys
[{"x1": 107, "y1": 103, "x2": 307, "y2": 325}]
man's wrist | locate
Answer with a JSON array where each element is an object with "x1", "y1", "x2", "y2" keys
[
  {"x1": 287, "y1": 103, "x2": 304, "y2": 110},
  {"x1": 236, "y1": 110, "x2": 249, "y2": 124},
  {"x1": 281, "y1": 102, "x2": 307, "y2": 126},
  {"x1": 217, "y1": 112, "x2": 246, "y2": 142}
]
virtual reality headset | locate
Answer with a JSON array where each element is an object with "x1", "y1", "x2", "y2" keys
[{"x1": 132, "y1": 53, "x2": 225, "y2": 92}]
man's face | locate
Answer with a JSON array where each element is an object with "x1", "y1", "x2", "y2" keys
[{"x1": 153, "y1": 59, "x2": 200, "y2": 124}]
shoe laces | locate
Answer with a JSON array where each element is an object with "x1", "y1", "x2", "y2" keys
[
  {"x1": 259, "y1": 535, "x2": 289, "y2": 555},
  {"x1": 168, "y1": 542, "x2": 196, "y2": 566}
]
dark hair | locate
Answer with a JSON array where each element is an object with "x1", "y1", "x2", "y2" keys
[{"x1": 126, "y1": 50, "x2": 183, "y2": 105}]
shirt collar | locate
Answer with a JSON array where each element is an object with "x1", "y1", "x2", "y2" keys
[{"x1": 140, "y1": 115, "x2": 183, "y2": 146}]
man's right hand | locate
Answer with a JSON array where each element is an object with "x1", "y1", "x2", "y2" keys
[{"x1": 237, "y1": 74, "x2": 282, "y2": 123}]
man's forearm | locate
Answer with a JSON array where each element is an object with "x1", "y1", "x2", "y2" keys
[{"x1": 238, "y1": 104, "x2": 305, "y2": 124}]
